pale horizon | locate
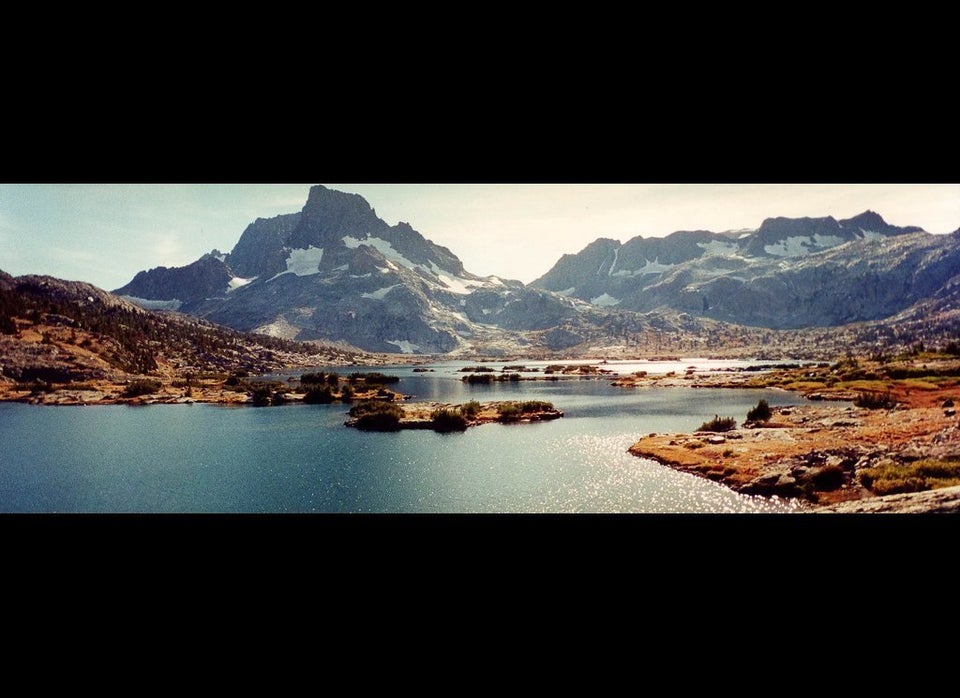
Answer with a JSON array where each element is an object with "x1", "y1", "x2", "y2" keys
[{"x1": 1, "y1": 183, "x2": 958, "y2": 291}]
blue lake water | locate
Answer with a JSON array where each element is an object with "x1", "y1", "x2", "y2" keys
[{"x1": 0, "y1": 360, "x2": 808, "y2": 513}]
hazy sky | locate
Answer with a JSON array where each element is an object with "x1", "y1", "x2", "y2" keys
[{"x1": 1, "y1": 183, "x2": 958, "y2": 291}]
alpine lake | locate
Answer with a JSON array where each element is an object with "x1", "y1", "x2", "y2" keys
[{"x1": 0, "y1": 359, "x2": 808, "y2": 513}]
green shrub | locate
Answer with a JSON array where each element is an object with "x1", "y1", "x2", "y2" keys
[
  {"x1": 303, "y1": 386, "x2": 336, "y2": 404},
  {"x1": 431, "y1": 407, "x2": 468, "y2": 432},
  {"x1": 913, "y1": 459, "x2": 960, "y2": 480},
  {"x1": 497, "y1": 403, "x2": 521, "y2": 421},
  {"x1": 697, "y1": 415, "x2": 737, "y2": 432},
  {"x1": 746, "y1": 399, "x2": 772, "y2": 422},
  {"x1": 461, "y1": 400, "x2": 481, "y2": 418},
  {"x1": 464, "y1": 373, "x2": 494, "y2": 384},
  {"x1": 300, "y1": 372, "x2": 325, "y2": 385},
  {"x1": 350, "y1": 371, "x2": 400, "y2": 385},
  {"x1": 123, "y1": 379, "x2": 163, "y2": 398},
  {"x1": 810, "y1": 464, "x2": 846, "y2": 491},
  {"x1": 495, "y1": 401, "x2": 554, "y2": 421},
  {"x1": 348, "y1": 400, "x2": 404, "y2": 431},
  {"x1": 859, "y1": 459, "x2": 960, "y2": 495},
  {"x1": 519, "y1": 400, "x2": 554, "y2": 413},
  {"x1": 250, "y1": 386, "x2": 273, "y2": 407},
  {"x1": 854, "y1": 392, "x2": 895, "y2": 410}
]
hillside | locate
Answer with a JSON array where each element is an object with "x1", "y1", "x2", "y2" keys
[{"x1": 0, "y1": 271, "x2": 363, "y2": 394}]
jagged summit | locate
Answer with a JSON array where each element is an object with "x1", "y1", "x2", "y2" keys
[{"x1": 114, "y1": 185, "x2": 577, "y2": 352}]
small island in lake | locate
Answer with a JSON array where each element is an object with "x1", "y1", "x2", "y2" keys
[{"x1": 345, "y1": 399, "x2": 563, "y2": 432}]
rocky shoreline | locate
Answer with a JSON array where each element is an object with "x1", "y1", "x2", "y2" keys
[{"x1": 624, "y1": 358, "x2": 960, "y2": 513}]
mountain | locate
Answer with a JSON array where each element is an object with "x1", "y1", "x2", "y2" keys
[
  {"x1": 116, "y1": 185, "x2": 584, "y2": 353},
  {"x1": 531, "y1": 211, "x2": 956, "y2": 329},
  {"x1": 115, "y1": 188, "x2": 960, "y2": 355}
]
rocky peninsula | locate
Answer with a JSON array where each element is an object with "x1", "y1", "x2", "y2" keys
[{"x1": 624, "y1": 355, "x2": 960, "y2": 512}]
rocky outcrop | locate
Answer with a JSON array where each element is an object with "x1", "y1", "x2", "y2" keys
[
  {"x1": 115, "y1": 255, "x2": 234, "y2": 306},
  {"x1": 813, "y1": 485, "x2": 960, "y2": 513}
]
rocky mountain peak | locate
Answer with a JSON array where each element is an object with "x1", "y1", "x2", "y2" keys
[
  {"x1": 115, "y1": 255, "x2": 234, "y2": 304},
  {"x1": 842, "y1": 209, "x2": 885, "y2": 228},
  {"x1": 838, "y1": 209, "x2": 923, "y2": 237},
  {"x1": 290, "y1": 185, "x2": 385, "y2": 248},
  {"x1": 756, "y1": 215, "x2": 841, "y2": 239}
]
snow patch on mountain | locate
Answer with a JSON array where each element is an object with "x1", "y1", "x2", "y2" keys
[
  {"x1": 619, "y1": 258, "x2": 677, "y2": 276},
  {"x1": 697, "y1": 240, "x2": 739, "y2": 256},
  {"x1": 253, "y1": 316, "x2": 301, "y2": 340},
  {"x1": 764, "y1": 235, "x2": 846, "y2": 257},
  {"x1": 386, "y1": 339, "x2": 421, "y2": 354},
  {"x1": 343, "y1": 236, "x2": 418, "y2": 270},
  {"x1": 557, "y1": 287, "x2": 576, "y2": 296},
  {"x1": 419, "y1": 261, "x2": 480, "y2": 295},
  {"x1": 436, "y1": 273, "x2": 477, "y2": 294},
  {"x1": 121, "y1": 296, "x2": 183, "y2": 311},
  {"x1": 227, "y1": 276, "x2": 256, "y2": 291},
  {"x1": 285, "y1": 246, "x2": 324, "y2": 275},
  {"x1": 591, "y1": 293, "x2": 621, "y2": 307},
  {"x1": 361, "y1": 285, "x2": 398, "y2": 300}
]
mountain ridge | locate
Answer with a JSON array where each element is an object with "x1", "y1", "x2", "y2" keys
[{"x1": 112, "y1": 186, "x2": 960, "y2": 353}]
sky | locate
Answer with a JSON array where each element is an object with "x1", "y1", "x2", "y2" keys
[{"x1": 1, "y1": 183, "x2": 958, "y2": 291}]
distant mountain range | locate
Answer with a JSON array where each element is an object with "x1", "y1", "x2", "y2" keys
[
  {"x1": 531, "y1": 210, "x2": 960, "y2": 328},
  {"x1": 112, "y1": 185, "x2": 960, "y2": 354}
]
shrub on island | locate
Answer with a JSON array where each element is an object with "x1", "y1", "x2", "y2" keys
[
  {"x1": 303, "y1": 386, "x2": 336, "y2": 404},
  {"x1": 431, "y1": 407, "x2": 469, "y2": 432},
  {"x1": 348, "y1": 372, "x2": 400, "y2": 385},
  {"x1": 697, "y1": 415, "x2": 737, "y2": 432},
  {"x1": 250, "y1": 385, "x2": 274, "y2": 407},
  {"x1": 746, "y1": 399, "x2": 772, "y2": 422},
  {"x1": 464, "y1": 373, "x2": 494, "y2": 384},
  {"x1": 301, "y1": 371, "x2": 340, "y2": 386},
  {"x1": 496, "y1": 400, "x2": 556, "y2": 422},
  {"x1": 122, "y1": 379, "x2": 163, "y2": 398},
  {"x1": 348, "y1": 400, "x2": 404, "y2": 431}
]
